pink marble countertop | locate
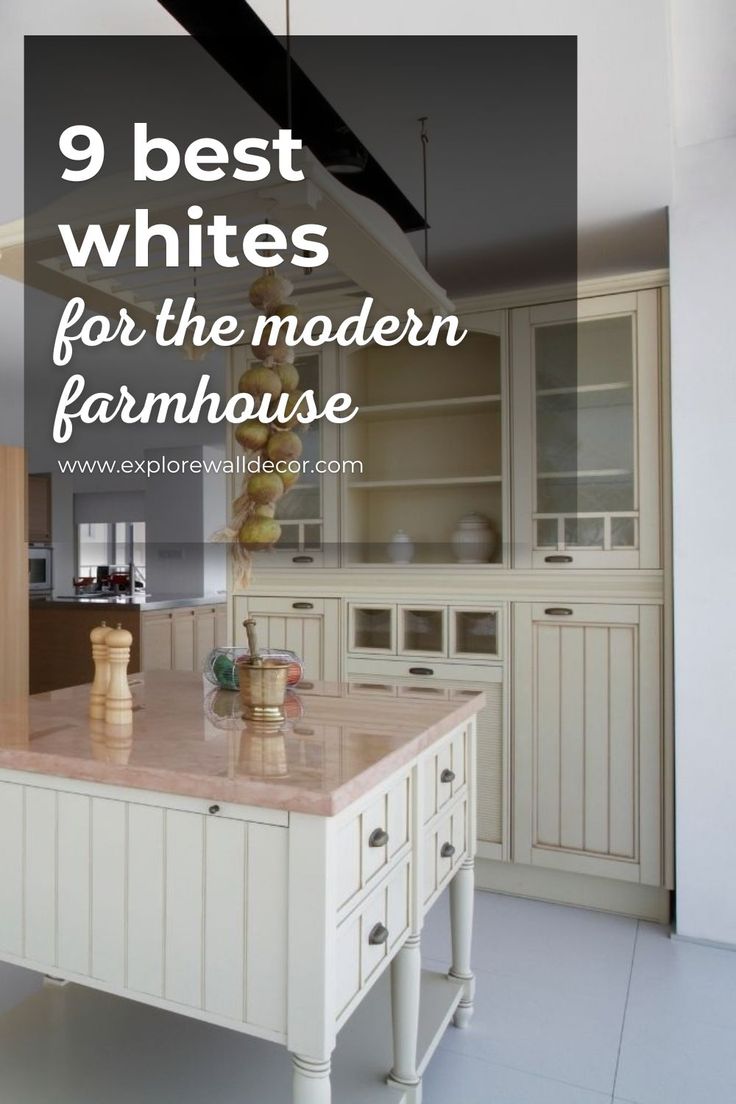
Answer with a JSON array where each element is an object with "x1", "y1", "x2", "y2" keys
[{"x1": 0, "y1": 672, "x2": 485, "y2": 816}]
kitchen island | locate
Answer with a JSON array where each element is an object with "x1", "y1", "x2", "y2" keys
[{"x1": 0, "y1": 672, "x2": 482, "y2": 1103}]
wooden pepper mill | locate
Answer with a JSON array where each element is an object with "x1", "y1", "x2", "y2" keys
[
  {"x1": 105, "y1": 623, "x2": 134, "y2": 726},
  {"x1": 89, "y1": 621, "x2": 111, "y2": 720}
]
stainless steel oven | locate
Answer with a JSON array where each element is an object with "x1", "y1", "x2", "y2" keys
[{"x1": 29, "y1": 546, "x2": 53, "y2": 592}]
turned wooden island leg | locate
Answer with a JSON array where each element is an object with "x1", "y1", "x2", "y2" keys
[
  {"x1": 291, "y1": 1055, "x2": 331, "y2": 1104},
  {"x1": 387, "y1": 933, "x2": 422, "y2": 1102},
  {"x1": 449, "y1": 857, "x2": 475, "y2": 1028}
]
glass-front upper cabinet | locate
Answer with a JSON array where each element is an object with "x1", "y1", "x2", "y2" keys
[
  {"x1": 511, "y1": 290, "x2": 663, "y2": 568},
  {"x1": 229, "y1": 347, "x2": 340, "y2": 568}
]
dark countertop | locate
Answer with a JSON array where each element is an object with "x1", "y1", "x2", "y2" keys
[{"x1": 30, "y1": 594, "x2": 226, "y2": 612}]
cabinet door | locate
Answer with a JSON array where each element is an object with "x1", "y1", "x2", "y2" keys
[
  {"x1": 141, "y1": 613, "x2": 173, "y2": 671},
  {"x1": 348, "y1": 603, "x2": 396, "y2": 654},
  {"x1": 215, "y1": 605, "x2": 227, "y2": 647},
  {"x1": 344, "y1": 663, "x2": 508, "y2": 862},
  {"x1": 28, "y1": 473, "x2": 52, "y2": 543},
  {"x1": 512, "y1": 290, "x2": 661, "y2": 568},
  {"x1": 233, "y1": 596, "x2": 340, "y2": 682},
  {"x1": 172, "y1": 609, "x2": 196, "y2": 671},
  {"x1": 513, "y1": 602, "x2": 663, "y2": 885},
  {"x1": 194, "y1": 607, "x2": 217, "y2": 671}
]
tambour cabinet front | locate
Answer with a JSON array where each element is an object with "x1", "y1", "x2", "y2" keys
[{"x1": 230, "y1": 275, "x2": 672, "y2": 919}]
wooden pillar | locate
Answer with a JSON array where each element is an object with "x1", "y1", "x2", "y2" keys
[{"x1": 0, "y1": 446, "x2": 29, "y2": 701}]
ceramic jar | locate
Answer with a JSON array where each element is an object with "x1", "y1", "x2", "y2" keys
[
  {"x1": 388, "y1": 529, "x2": 415, "y2": 564},
  {"x1": 451, "y1": 513, "x2": 496, "y2": 564}
]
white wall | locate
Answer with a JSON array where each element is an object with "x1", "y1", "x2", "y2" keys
[
  {"x1": 669, "y1": 0, "x2": 736, "y2": 944},
  {"x1": 0, "y1": 0, "x2": 184, "y2": 446}
]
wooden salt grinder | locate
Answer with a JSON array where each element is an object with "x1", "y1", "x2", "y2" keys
[
  {"x1": 89, "y1": 621, "x2": 111, "y2": 720},
  {"x1": 105, "y1": 623, "x2": 134, "y2": 726}
]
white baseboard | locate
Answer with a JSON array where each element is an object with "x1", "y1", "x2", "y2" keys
[
  {"x1": 671, "y1": 932, "x2": 736, "y2": 952},
  {"x1": 476, "y1": 857, "x2": 672, "y2": 923}
]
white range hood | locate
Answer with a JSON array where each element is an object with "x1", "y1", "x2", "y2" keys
[{"x1": 0, "y1": 149, "x2": 453, "y2": 327}]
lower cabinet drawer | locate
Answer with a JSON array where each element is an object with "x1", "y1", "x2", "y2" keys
[
  {"x1": 422, "y1": 725, "x2": 467, "y2": 824},
  {"x1": 336, "y1": 772, "x2": 410, "y2": 911},
  {"x1": 423, "y1": 800, "x2": 468, "y2": 908},
  {"x1": 335, "y1": 859, "x2": 411, "y2": 1022}
]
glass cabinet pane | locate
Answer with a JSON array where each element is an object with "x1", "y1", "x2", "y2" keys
[
  {"x1": 401, "y1": 608, "x2": 445, "y2": 654},
  {"x1": 534, "y1": 315, "x2": 637, "y2": 551},
  {"x1": 352, "y1": 607, "x2": 394, "y2": 651},
  {"x1": 453, "y1": 610, "x2": 498, "y2": 657},
  {"x1": 274, "y1": 353, "x2": 322, "y2": 539}
]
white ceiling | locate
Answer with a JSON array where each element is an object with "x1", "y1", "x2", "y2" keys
[
  {"x1": 249, "y1": 0, "x2": 675, "y2": 286},
  {"x1": 1, "y1": 0, "x2": 674, "y2": 296}
]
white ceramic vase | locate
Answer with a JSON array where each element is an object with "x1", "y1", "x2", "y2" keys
[
  {"x1": 451, "y1": 513, "x2": 496, "y2": 564},
  {"x1": 388, "y1": 529, "x2": 415, "y2": 564}
]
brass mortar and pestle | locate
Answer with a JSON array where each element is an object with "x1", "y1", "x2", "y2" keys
[{"x1": 237, "y1": 619, "x2": 291, "y2": 724}]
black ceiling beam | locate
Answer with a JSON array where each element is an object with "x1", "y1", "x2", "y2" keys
[{"x1": 156, "y1": 0, "x2": 426, "y2": 232}]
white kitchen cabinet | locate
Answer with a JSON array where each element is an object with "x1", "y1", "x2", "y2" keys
[
  {"x1": 215, "y1": 604, "x2": 227, "y2": 647},
  {"x1": 141, "y1": 605, "x2": 227, "y2": 673},
  {"x1": 512, "y1": 602, "x2": 664, "y2": 886},
  {"x1": 347, "y1": 602, "x2": 502, "y2": 662},
  {"x1": 140, "y1": 612, "x2": 173, "y2": 671},
  {"x1": 233, "y1": 595, "x2": 340, "y2": 682},
  {"x1": 345, "y1": 661, "x2": 507, "y2": 863},
  {"x1": 194, "y1": 605, "x2": 217, "y2": 670},
  {"x1": 340, "y1": 311, "x2": 508, "y2": 567},
  {"x1": 172, "y1": 609, "x2": 196, "y2": 671},
  {"x1": 512, "y1": 290, "x2": 662, "y2": 568}
]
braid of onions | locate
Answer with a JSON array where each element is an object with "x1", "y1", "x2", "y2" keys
[{"x1": 230, "y1": 271, "x2": 304, "y2": 581}]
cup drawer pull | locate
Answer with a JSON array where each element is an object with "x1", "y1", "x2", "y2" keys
[
  {"x1": 368, "y1": 827, "x2": 389, "y2": 848},
  {"x1": 292, "y1": 601, "x2": 314, "y2": 610},
  {"x1": 440, "y1": 768, "x2": 455, "y2": 784},
  {"x1": 408, "y1": 667, "x2": 434, "y2": 676},
  {"x1": 368, "y1": 922, "x2": 389, "y2": 946},
  {"x1": 440, "y1": 842, "x2": 456, "y2": 859},
  {"x1": 292, "y1": 555, "x2": 314, "y2": 563},
  {"x1": 544, "y1": 608, "x2": 573, "y2": 616},
  {"x1": 544, "y1": 554, "x2": 573, "y2": 563}
]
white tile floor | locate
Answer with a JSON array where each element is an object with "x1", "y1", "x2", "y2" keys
[
  {"x1": 1, "y1": 889, "x2": 735, "y2": 1103},
  {"x1": 422, "y1": 890, "x2": 736, "y2": 1104}
]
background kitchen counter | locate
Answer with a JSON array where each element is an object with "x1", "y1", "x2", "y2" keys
[
  {"x1": 30, "y1": 594, "x2": 226, "y2": 611},
  {"x1": 29, "y1": 597, "x2": 226, "y2": 693}
]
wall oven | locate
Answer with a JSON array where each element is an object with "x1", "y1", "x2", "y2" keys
[{"x1": 29, "y1": 546, "x2": 53, "y2": 592}]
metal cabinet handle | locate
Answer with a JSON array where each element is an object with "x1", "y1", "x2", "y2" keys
[
  {"x1": 368, "y1": 923, "x2": 389, "y2": 946},
  {"x1": 544, "y1": 608, "x2": 573, "y2": 616},
  {"x1": 208, "y1": 805, "x2": 220, "y2": 815},
  {"x1": 408, "y1": 667, "x2": 434, "y2": 676},
  {"x1": 440, "y1": 768, "x2": 456, "y2": 784},
  {"x1": 293, "y1": 555, "x2": 314, "y2": 563},
  {"x1": 544, "y1": 554, "x2": 573, "y2": 563},
  {"x1": 292, "y1": 601, "x2": 314, "y2": 610},
  {"x1": 440, "y1": 842, "x2": 456, "y2": 859},
  {"x1": 368, "y1": 827, "x2": 389, "y2": 848}
]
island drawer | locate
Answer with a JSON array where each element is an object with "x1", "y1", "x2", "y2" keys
[
  {"x1": 422, "y1": 724, "x2": 467, "y2": 823},
  {"x1": 423, "y1": 799, "x2": 468, "y2": 909},
  {"x1": 335, "y1": 857, "x2": 411, "y2": 1023},
  {"x1": 336, "y1": 771, "x2": 410, "y2": 912}
]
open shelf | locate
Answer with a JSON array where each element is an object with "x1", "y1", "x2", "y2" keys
[
  {"x1": 350, "y1": 475, "x2": 502, "y2": 490},
  {"x1": 357, "y1": 395, "x2": 501, "y2": 421},
  {"x1": 0, "y1": 970, "x2": 461, "y2": 1104},
  {"x1": 538, "y1": 469, "x2": 632, "y2": 480},
  {"x1": 537, "y1": 381, "x2": 632, "y2": 397},
  {"x1": 342, "y1": 329, "x2": 505, "y2": 566}
]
